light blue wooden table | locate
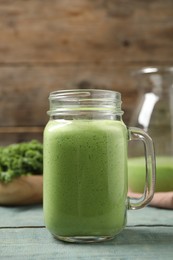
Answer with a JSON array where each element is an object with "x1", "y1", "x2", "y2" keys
[{"x1": 0, "y1": 205, "x2": 173, "y2": 259}]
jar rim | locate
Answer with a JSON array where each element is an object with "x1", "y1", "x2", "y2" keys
[
  {"x1": 49, "y1": 89, "x2": 121, "y2": 101},
  {"x1": 134, "y1": 66, "x2": 173, "y2": 75},
  {"x1": 48, "y1": 89, "x2": 123, "y2": 117}
]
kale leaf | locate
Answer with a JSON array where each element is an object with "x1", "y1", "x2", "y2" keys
[{"x1": 0, "y1": 140, "x2": 43, "y2": 183}]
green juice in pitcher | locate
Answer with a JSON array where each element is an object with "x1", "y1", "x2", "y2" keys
[
  {"x1": 44, "y1": 120, "x2": 128, "y2": 238},
  {"x1": 128, "y1": 156, "x2": 173, "y2": 193}
]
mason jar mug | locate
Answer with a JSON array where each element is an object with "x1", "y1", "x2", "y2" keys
[{"x1": 43, "y1": 89, "x2": 155, "y2": 243}]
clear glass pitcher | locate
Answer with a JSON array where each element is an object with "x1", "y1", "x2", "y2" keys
[
  {"x1": 43, "y1": 89, "x2": 155, "y2": 243},
  {"x1": 128, "y1": 67, "x2": 173, "y2": 193}
]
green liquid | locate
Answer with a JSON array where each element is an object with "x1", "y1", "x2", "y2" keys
[
  {"x1": 43, "y1": 120, "x2": 128, "y2": 238},
  {"x1": 128, "y1": 157, "x2": 173, "y2": 193}
]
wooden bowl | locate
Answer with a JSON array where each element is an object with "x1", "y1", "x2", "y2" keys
[{"x1": 0, "y1": 175, "x2": 43, "y2": 205}]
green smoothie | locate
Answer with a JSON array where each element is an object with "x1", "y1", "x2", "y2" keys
[{"x1": 43, "y1": 119, "x2": 128, "y2": 239}]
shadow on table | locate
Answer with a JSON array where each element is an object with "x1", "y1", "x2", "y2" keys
[
  {"x1": 53, "y1": 227, "x2": 173, "y2": 246},
  {"x1": 108, "y1": 227, "x2": 173, "y2": 246}
]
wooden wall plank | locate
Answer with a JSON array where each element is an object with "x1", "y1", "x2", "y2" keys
[
  {"x1": 0, "y1": 63, "x2": 142, "y2": 127},
  {"x1": 0, "y1": 0, "x2": 173, "y2": 63},
  {"x1": 0, "y1": 132, "x2": 43, "y2": 146}
]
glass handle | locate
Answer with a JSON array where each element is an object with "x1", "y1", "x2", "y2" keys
[{"x1": 128, "y1": 127, "x2": 156, "y2": 210}]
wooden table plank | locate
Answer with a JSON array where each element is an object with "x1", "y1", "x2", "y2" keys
[
  {"x1": 0, "y1": 205, "x2": 44, "y2": 227},
  {"x1": 0, "y1": 227, "x2": 173, "y2": 259},
  {"x1": 127, "y1": 207, "x2": 173, "y2": 226},
  {"x1": 0, "y1": 205, "x2": 172, "y2": 227}
]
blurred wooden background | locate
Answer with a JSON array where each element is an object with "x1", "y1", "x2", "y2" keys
[{"x1": 0, "y1": 0, "x2": 173, "y2": 145}]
